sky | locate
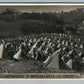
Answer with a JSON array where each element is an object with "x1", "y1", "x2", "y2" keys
[{"x1": 0, "y1": 5, "x2": 84, "y2": 13}]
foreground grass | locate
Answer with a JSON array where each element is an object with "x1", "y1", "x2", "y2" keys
[{"x1": 0, "y1": 59, "x2": 76, "y2": 73}]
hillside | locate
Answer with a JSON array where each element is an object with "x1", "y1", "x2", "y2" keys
[
  {"x1": 0, "y1": 19, "x2": 65, "y2": 38},
  {"x1": 1, "y1": 8, "x2": 84, "y2": 37},
  {"x1": 0, "y1": 20, "x2": 45, "y2": 38},
  {"x1": 0, "y1": 21, "x2": 22, "y2": 38}
]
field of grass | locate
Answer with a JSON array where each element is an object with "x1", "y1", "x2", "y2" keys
[
  {"x1": 0, "y1": 59, "x2": 76, "y2": 73},
  {"x1": 0, "y1": 59, "x2": 81, "y2": 78}
]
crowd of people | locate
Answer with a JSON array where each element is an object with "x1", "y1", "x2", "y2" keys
[{"x1": 0, "y1": 33, "x2": 84, "y2": 71}]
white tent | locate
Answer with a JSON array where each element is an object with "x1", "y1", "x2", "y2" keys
[
  {"x1": 79, "y1": 44, "x2": 83, "y2": 49},
  {"x1": 43, "y1": 56, "x2": 51, "y2": 64},
  {"x1": 28, "y1": 40, "x2": 39, "y2": 54},
  {"x1": 43, "y1": 51, "x2": 59, "y2": 70},
  {"x1": 46, "y1": 52, "x2": 59, "y2": 69},
  {"x1": 66, "y1": 59, "x2": 73, "y2": 69},
  {"x1": 13, "y1": 48, "x2": 22, "y2": 60},
  {"x1": 0, "y1": 44, "x2": 9, "y2": 59},
  {"x1": 0, "y1": 44, "x2": 4, "y2": 59}
]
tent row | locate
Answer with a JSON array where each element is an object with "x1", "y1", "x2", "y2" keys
[{"x1": 0, "y1": 44, "x2": 79, "y2": 70}]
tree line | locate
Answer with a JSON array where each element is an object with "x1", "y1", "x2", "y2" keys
[{"x1": 0, "y1": 8, "x2": 83, "y2": 34}]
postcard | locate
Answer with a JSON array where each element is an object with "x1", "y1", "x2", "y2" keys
[{"x1": 0, "y1": 3, "x2": 84, "y2": 79}]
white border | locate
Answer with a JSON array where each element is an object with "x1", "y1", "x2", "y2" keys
[
  {"x1": 0, "y1": 3, "x2": 84, "y2": 6},
  {"x1": 0, "y1": 3, "x2": 84, "y2": 80}
]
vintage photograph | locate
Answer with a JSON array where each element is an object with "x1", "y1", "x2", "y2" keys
[{"x1": 0, "y1": 3, "x2": 84, "y2": 78}]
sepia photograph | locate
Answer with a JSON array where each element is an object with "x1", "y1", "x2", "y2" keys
[{"x1": 0, "y1": 3, "x2": 84, "y2": 79}]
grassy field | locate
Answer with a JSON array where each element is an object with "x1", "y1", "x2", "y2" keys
[
  {"x1": 0, "y1": 59, "x2": 75, "y2": 73},
  {"x1": 0, "y1": 59, "x2": 81, "y2": 78}
]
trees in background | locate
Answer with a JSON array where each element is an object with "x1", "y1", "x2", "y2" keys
[{"x1": 0, "y1": 8, "x2": 83, "y2": 34}]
